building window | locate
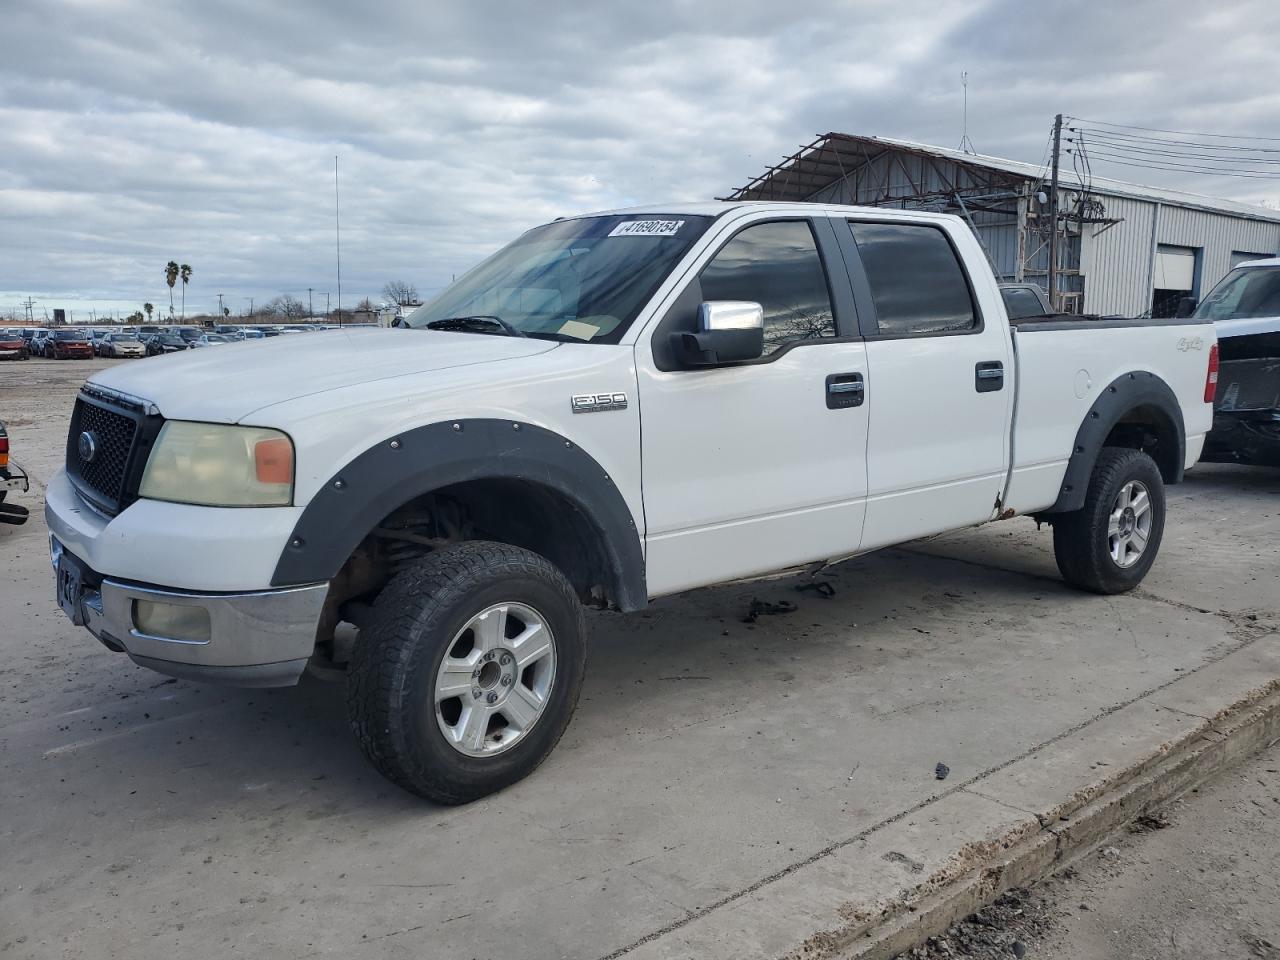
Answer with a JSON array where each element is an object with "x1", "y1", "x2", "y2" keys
[{"x1": 847, "y1": 222, "x2": 977, "y2": 335}]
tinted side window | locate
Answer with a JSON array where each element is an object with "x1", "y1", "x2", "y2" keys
[
  {"x1": 849, "y1": 222, "x2": 977, "y2": 336},
  {"x1": 699, "y1": 220, "x2": 836, "y2": 355}
]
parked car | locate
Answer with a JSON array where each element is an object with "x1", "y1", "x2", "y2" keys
[
  {"x1": 136, "y1": 325, "x2": 164, "y2": 338},
  {"x1": 999, "y1": 282, "x2": 1053, "y2": 319},
  {"x1": 1185, "y1": 257, "x2": 1280, "y2": 467},
  {"x1": 1, "y1": 418, "x2": 30, "y2": 525},
  {"x1": 28, "y1": 329, "x2": 52, "y2": 355},
  {"x1": 169, "y1": 326, "x2": 204, "y2": 344},
  {"x1": 0, "y1": 329, "x2": 29, "y2": 360},
  {"x1": 20, "y1": 327, "x2": 41, "y2": 347},
  {"x1": 240, "y1": 328, "x2": 265, "y2": 340},
  {"x1": 99, "y1": 334, "x2": 146, "y2": 359},
  {"x1": 192, "y1": 334, "x2": 231, "y2": 347},
  {"x1": 46, "y1": 202, "x2": 1218, "y2": 804},
  {"x1": 46, "y1": 329, "x2": 95, "y2": 359},
  {"x1": 144, "y1": 333, "x2": 191, "y2": 356}
]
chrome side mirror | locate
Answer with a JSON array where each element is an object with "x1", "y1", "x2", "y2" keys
[{"x1": 670, "y1": 301, "x2": 765, "y2": 367}]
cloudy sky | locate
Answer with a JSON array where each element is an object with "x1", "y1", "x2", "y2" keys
[{"x1": 3, "y1": 0, "x2": 1279, "y2": 321}]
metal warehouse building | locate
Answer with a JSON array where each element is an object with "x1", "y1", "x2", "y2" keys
[{"x1": 723, "y1": 133, "x2": 1280, "y2": 318}]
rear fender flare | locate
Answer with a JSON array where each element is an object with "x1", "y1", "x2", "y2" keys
[{"x1": 1047, "y1": 371, "x2": 1185, "y2": 514}]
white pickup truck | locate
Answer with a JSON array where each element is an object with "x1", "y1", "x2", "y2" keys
[{"x1": 46, "y1": 202, "x2": 1218, "y2": 802}]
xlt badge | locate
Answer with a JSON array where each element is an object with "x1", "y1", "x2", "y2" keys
[{"x1": 571, "y1": 392, "x2": 628, "y2": 414}]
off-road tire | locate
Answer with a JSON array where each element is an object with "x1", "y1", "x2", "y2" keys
[
  {"x1": 346, "y1": 541, "x2": 587, "y2": 804},
  {"x1": 1053, "y1": 446, "x2": 1166, "y2": 594}
]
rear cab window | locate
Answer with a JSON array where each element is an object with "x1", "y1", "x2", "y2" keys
[{"x1": 847, "y1": 221, "x2": 979, "y2": 337}]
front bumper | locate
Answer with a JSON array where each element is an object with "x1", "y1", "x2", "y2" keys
[
  {"x1": 45, "y1": 469, "x2": 328, "y2": 686},
  {"x1": 51, "y1": 537, "x2": 327, "y2": 686}
]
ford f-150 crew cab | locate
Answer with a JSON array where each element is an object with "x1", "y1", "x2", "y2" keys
[{"x1": 45, "y1": 202, "x2": 1219, "y2": 803}]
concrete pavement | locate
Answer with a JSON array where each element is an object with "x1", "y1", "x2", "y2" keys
[{"x1": 1, "y1": 359, "x2": 1277, "y2": 959}]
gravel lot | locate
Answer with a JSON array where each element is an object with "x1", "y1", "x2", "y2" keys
[{"x1": 2, "y1": 356, "x2": 1278, "y2": 959}]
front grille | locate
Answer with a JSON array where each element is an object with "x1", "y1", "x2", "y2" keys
[{"x1": 66, "y1": 389, "x2": 161, "y2": 515}]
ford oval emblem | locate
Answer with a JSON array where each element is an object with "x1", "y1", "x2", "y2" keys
[{"x1": 78, "y1": 430, "x2": 98, "y2": 464}]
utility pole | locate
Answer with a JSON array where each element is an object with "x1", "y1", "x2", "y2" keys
[
  {"x1": 217, "y1": 293, "x2": 225, "y2": 321},
  {"x1": 308, "y1": 287, "x2": 314, "y2": 319},
  {"x1": 325, "y1": 292, "x2": 330, "y2": 316},
  {"x1": 334, "y1": 155, "x2": 343, "y2": 325},
  {"x1": 1047, "y1": 113, "x2": 1062, "y2": 312}
]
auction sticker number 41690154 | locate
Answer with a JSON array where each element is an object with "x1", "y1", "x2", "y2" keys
[{"x1": 608, "y1": 220, "x2": 684, "y2": 238}]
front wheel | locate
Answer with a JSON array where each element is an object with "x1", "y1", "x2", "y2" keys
[
  {"x1": 346, "y1": 541, "x2": 587, "y2": 804},
  {"x1": 1053, "y1": 447, "x2": 1166, "y2": 594}
]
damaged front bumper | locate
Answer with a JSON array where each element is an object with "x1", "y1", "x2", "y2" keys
[{"x1": 49, "y1": 537, "x2": 328, "y2": 687}]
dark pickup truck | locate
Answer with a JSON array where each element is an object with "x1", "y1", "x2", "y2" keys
[{"x1": 1185, "y1": 258, "x2": 1280, "y2": 467}]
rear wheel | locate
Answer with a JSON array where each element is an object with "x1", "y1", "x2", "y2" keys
[
  {"x1": 346, "y1": 541, "x2": 587, "y2": 804},
  {"x1": 1053, "y1": 447, "x2": 1165, "y2": 594}
]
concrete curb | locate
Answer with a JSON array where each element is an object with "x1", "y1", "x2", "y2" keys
[
  {"x1": 619, "y1": 635, "x2": 1280, "y2": 960},
  {"x1": 854, "y1": 686, "x2": 1280, "y2": 960}
]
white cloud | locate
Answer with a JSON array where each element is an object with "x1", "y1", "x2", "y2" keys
[{"x1": 1, "y1": 0, "x2": 1277, "y2": 320}]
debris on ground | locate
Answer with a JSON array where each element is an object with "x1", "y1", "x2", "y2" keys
[
  {"x1": 1129, "y1": 811, "x2": 1173, "y2": 832},
  {"x1": 904, "y1": 889, "x2": 1056, "y2": 959},
  {"x1": 935, "y1": 762, "x2": 950, "y2": 781},
  {"x1": 742, "y1": 599, "x2": 798, "y2": 623},
  {"x1": 794, "y1": 580, "x2": 836, "y2": 599}
]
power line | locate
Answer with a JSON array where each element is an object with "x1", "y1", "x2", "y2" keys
[
  {"x1": 1070, "y1": 128, "x2": 1280, "y2": 157},
  {"x1": 1065, "y1": 115, "x2": 1280, "y2": 143},
  {"x1": 1066, "y1": 148, "x2": 1280, "y2": 180},
  {"x1": 1067, "y1": 138, "x2": 1280, "y2": 167}
]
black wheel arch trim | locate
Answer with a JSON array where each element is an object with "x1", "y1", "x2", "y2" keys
[
  {"x1": 271, "y1": 419, "x2": 647, "y2": 611},
  {"x1": 1047, "y1": 371, "x2": 1186, "y2": 514}
]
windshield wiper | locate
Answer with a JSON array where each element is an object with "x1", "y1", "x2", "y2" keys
[{"x1": 424, "y1": 315, "x2": 527, "y2": 338}]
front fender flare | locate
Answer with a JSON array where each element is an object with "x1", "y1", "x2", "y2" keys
[{"x1": 271, "y1": 419, "x2": 646, "y2": 610}]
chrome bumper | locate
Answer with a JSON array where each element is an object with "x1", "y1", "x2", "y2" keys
[{"x1": 52, "y1": 540, "x2": 328, "y2": 687}]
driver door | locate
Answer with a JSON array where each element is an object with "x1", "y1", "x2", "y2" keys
[{"x1": 634, "y1": 215, "x2": 870, "y2": 597}]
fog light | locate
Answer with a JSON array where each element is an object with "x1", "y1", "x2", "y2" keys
[{"x1": 132, "y1": 600, "x2": 212, "y2": 643}]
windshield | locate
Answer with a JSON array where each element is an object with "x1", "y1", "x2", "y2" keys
[
  {"x1": 54, "y1": 330, "x2": 87, "y2": 340},
  {"x1": 406, "y1": 214, "x2": 712, "y2": 342},
  {"x1": 110, "y1": 335, "x2": 138, "y2": 342},
  {"x1": 1194, "y1": 266, "x2": 1280, "y2": 321}
]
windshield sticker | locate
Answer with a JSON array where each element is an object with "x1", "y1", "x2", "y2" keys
[
  {"x1": 608, "y1": 219, "x2": 685, "y2": 238},
  {"x1": 558, "y1": 319, "x2": 600, "y2": 340}
]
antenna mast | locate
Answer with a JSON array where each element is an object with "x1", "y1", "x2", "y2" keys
[{"x1": 958, "y1": 72, "x2": 976, "y2": 154}]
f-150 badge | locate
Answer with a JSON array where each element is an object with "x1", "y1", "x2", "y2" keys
[{"x1": 571, "y1": 393, "x2": 628, "y2": 414}]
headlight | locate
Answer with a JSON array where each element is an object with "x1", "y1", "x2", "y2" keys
[{"x1": 139, "y1": 421, "x2": 294, "y2": 507}]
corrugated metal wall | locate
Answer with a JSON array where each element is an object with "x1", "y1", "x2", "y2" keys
[
  {"x1": 1080, "y1": 195, "x2": 1280, "y2": 316},
  {"x1": 797, "y1": 146, "x2": 1280, "y2": 318}
]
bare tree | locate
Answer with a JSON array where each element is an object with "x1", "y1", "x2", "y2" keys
[
  {"x1": 356, "y1": 297, "x2": 376, "y2": 312},
  {"x1": 382, "y1": 280, "x2": 419, "y2": 306},
  {"x1": 263, "y1": 294, "x2": 308, "y2": 319}
]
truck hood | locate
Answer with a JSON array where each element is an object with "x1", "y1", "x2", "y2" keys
[{"x1": 87, "y1": 329, "x2": 558, "y2": 422}]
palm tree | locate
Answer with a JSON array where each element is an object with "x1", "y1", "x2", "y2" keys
[
  {"x1": 165, "y1": 261, "x2": 179, "y2": 317},
  {"x1": 179, "y1": 264, "x2": 192, "y2": 319},
  {"x1": 144, "y1": 302, "x2": 154, "y2": 322}
]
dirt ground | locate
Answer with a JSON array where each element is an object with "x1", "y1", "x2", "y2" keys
[
  {"x1": 2, "y1": 355, "x2": 1279, "y2": 960},
  {"x1": 907, "y1": 738, "x2": 1280, "y2": 960}
]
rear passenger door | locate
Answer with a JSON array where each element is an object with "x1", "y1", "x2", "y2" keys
[{"x1": 837, "y1": 218, "x2": 1014, "y2": 550}]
